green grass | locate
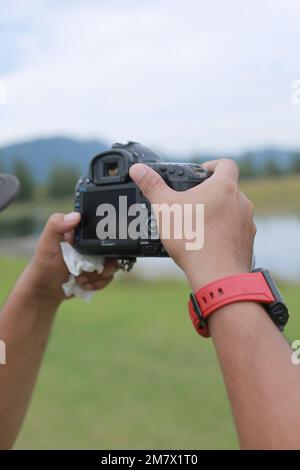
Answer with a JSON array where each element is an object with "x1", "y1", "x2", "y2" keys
[
  {"x1": 2, "y1": 196, "x2": 73, "y2": 222},
  {"x1": 240, "y1": 175, "x2": 300, "y2": 215},
  {"x1": 0, "y1": 257, "x2": 300, "y2": 450}
]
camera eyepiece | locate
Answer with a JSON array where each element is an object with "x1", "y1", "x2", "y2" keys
[
  {"x1": 105, "y1": 162, "x2": 119, "y2": 177},
  {"x1": 88, "y1": 142, "x2": 163, "y2": 185}
]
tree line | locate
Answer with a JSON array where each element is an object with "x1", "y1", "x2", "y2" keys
[
  {"x1": 1, "y1": 151, "x2": 300, "y2": 203},
  {"x1": 190, "y1": 152, "x2": 300, "y2": 179},
  {"x1": 238, "y1": 153, "x2": 300, "y2": 179},
  {"x1": 0, "y1": 159, "x2": 80, "y2": 201}
]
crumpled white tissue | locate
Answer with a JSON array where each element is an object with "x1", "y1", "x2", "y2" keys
[{"x1": 61, "y1": 242, "x2": 105, "y2": 301}]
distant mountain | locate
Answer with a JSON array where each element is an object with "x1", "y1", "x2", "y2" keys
[
  {"x1": 0, "y1": 137, "x2": 109, "y2": 181},
  {"x1": 0, "y1": 136, "x2": 298, "y2": 182}
]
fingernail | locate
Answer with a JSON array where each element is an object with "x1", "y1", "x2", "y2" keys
[
  {"x1": 64, "y1": 212, "x2": 80, "y2": 223},
  {"x1": 130, "y1": 164, "x2": 146, "y2": 183}
]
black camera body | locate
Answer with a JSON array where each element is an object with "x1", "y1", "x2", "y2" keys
[{"x1": 74, "y1": 142, "x2": 211, "y2": 270}]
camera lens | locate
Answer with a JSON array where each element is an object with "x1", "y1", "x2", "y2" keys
[{"x1": 105, "y1": 162, "x2": 119, "y2": 177}]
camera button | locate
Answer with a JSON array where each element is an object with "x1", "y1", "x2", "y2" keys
[
  {"x1": 160, "y1": 164, "x2": 167, "y2": 172},
  {"x1": 176, "y1": 167, "x2": 184, "y2": 176},
  {"x1": 168, "y1": 166, "x2": 175, "y2": 174}
]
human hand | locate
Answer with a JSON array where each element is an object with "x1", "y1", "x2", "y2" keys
[
  {"x1": 25, "y1": 212, "x2": 118, "y2": 303},
  {"x1": 130, "y1": 160, "x2": 256, "y2": 291}
]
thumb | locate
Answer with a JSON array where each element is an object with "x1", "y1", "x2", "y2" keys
[
  {"x1": 129, "y1": 164, "x2": 172, "y2": 203},
  {"x1": 39, "y1": 212, "x2": 81, "y2": 250}
]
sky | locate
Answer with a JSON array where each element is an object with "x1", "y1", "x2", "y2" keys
[{"x1": 0, "y1": 0, "x2": 300, "y2": 155}]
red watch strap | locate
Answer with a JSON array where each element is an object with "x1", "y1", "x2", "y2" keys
[{"x1": 188, "y1": 272, "x2": 276, "y2": 338}]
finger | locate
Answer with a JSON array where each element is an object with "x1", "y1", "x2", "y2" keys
[
  {"x1": 79, "y1": 271, "x2": 112, "y2": 284},
  {"x1": 102, "y1": 259, "x2": 119, "y2": 277},
  {"x1": 92, "y1": 276, "x2": 114, "y2": 290},
  {"x1": 81, "y1": 276, "x2": 114, "y2": 291},
  {"x1": 104, "y1": 258, "x2": 119, "y2": 269},
  {"x1": 76, "y1": 262, "x2": 119, "y2": 285},
  {"x1": 76, "y1": 276, "x2": 89, "y2": 285},
  {"x1": 86, "y1": 265, "x2": 117, "y2": 282},
  {"x1": 201, "y1": 159, "x2": 240, "y2": 182},
  {"x1": 76, "y1": 273, "x2": 99, "y2": 285},
  {"x1": 129, "y1": 163, "x2": 173, "y2": 203},
  {"x1": 39, "y1": 212, "x2": 81, "y2": 249}
]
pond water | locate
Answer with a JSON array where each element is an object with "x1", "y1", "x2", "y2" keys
[
  {"x1": 135, "y1": 216, "x2": 300, "y2": 282},
  {"x1": 0, "y1": 215, "x2": 299, "y2": 282},
  {"x1": 254, "y1": 216, "x2": 300, "y2": 281}
]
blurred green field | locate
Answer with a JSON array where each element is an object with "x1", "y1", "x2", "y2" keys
[
  {"x1": 241, "y1": 175, "x2": 300, "y2": 215},
  {"x1": 0, "y1": 257, "x2": 299, "y2": 450}
]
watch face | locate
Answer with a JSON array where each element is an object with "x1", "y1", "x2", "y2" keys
[{"x1": 0, "y1": 174, "x2": 20, "y2": 211}]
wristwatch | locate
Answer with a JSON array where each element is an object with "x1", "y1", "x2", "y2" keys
[{"x1": 188, "y1": 268, "x2": 289, "y2": 338}]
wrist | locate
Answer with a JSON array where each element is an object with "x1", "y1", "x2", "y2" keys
[
  {"x1": 186, "y1": 265, "x2": 251, "y2": 292},
  {"x1": 20, "y1": 263, "x2": 64, "y2": 309},
  {"x1": 208, "y1": 301, "x2": 268, "y2": 338}
]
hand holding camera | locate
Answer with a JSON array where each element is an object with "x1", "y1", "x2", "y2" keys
[
  {"x1": 130, "y1": 158, "x2": 256, "y2": 291},
  {"x1": 74, "y1": 142, "x2": 255, "y2": 288},
  {"x1": 74, "y1": 142, "x2": 211, "y2": 270}
]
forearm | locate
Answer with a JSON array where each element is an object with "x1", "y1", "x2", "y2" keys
[
  {"x1": 208, "y1": 302, "x2": 300, "y2": 449},
  {"x1": 130, "y1": 158, "x2": 293, "y2": 448},
  {"x1": 0, "y1": 264, "x2": 61, "y2": 449}
]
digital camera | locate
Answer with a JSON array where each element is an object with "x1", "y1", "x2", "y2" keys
[{"x1": 74, "y1": 142, "x2": 211, "y2": 271}]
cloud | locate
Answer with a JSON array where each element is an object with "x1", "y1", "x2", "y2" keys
[{"x1": 0, "y1": 0, "x2": 300, "y2": 154}]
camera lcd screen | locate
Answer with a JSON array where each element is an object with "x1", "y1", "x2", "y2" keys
[{"x1": 82, "y1": 188, "x2": 138, "y2": 240}]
